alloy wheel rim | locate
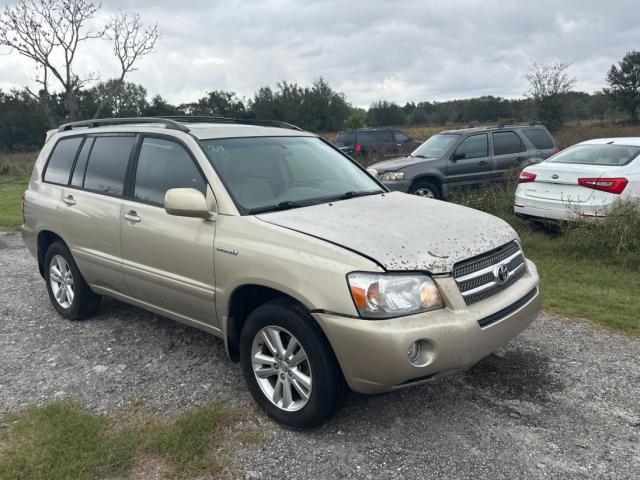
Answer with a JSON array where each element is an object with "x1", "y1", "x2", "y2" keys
[
  {"x1": 414, "y1": 188, "x2": 435, "y2": 198},
  {"x1": 49, "y1": 255, "x2": 74, "y2": 309},
  {"x1": 251, "y1": 326, "x2": 312, "y2": 412}
]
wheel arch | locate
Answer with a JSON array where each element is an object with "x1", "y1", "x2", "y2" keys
[
  {"x1": 224, "y1": 284, "x2": 316, "y2": 363},
  {"x1": 36, "y1": 230, "x2": 66, "y2": 278},
  {"x1": 409, "y1": 174, "x2": 445, "y2": 198}
]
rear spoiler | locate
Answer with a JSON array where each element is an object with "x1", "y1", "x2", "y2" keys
[{"x1": 45, "y1": 129, "x2": 57, "y2": 144}]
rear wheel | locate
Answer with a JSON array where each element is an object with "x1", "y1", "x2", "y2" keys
[
  {"x1": 44, "y1": 242, "x2": 101, "y2": 320},
  {"x1": 240, "y1": 299, "x2": 346, "y2": 429},
  {"x1": 409, "y1": 180, "x2": 441, "y2": 199}
]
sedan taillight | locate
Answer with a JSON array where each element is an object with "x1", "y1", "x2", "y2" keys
[
  {"x1": 578, "y1": 177, "x2": 628, "y2": 195},
  {"x1": 354, "y1": 143, "x2": 362, "y2": 153},
  {"x1": 518, "y1": 171, "x2": 537, "y2": 183}
]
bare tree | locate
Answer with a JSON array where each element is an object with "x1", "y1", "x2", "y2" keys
[
  {"x1": 0, "y1": 0, "x2": 103, "y2": 120},
  {"x1": 93, "y1": 13, "x2": 160, "y2": 118},
  {"x1": 525, "y1": 62, "x2": 577, "y2": 130}
]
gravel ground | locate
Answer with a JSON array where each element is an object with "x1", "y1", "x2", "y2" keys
[{"x1": 1, "y1": 232, "x2": 639, "y2": 479}]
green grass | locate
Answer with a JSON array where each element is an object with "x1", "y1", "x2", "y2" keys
[
  {"x1": 0, "y1": 402, "x2": 249, "y2": 480},
  {"x1": 0, "y1": 175, "x2": 28, "y2": 231}
]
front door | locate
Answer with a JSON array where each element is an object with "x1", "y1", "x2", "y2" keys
[
  {"x1": 120, "y1": 135, "x2": 216, "y2": 324},
  {"x1": 447, "y1": 133, "x2": 493, "y2": 186}
]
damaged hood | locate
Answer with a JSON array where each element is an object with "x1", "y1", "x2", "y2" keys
[{"x1": 256, "y1": 192, "x2": 518, "y2": 273}]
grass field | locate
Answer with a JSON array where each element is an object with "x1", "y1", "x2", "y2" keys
[{"x1": 0, "y1": 402, "x2": 261, "y2": 480}]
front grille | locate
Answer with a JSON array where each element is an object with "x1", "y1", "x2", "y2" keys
[{"x1": 453, "y1": 241, "x2": 526, "y2": 305}]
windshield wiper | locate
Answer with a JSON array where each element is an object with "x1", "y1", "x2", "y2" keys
[
  {"x1": 248, "y1": 200, "x2": 304, "y2": 215},
  {"x1": 336, "y1": 190, "x2": 383, "y2": 200},
  {"x1": 411, "y1": 154, "x2": 428, "y2": 158}
]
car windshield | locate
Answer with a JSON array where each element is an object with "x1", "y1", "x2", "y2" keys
[
  {"x1": 411, "y1": 134, "x2": 459, "y2": 158},
  {"x1": 200, "y1": 136, "x2": 383, "y2": 214},
  {"x1": 548, "y1": 144, "x2": 640, "y2": 166}
]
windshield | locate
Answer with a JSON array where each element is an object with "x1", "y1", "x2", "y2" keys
[
  {"x1": 548, "y1": 144, "x2": 640, "y2": 166},
  {"x1": 201, "y1": 136, "x2": 383, "y2": 214},
  {"x1": 411, "y1": 134, "x2": 459, "y2": 158}
]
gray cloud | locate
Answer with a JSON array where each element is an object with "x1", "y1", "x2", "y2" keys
[{"x1": 1, "y1": 0, "x2": 639, "y2": 107}]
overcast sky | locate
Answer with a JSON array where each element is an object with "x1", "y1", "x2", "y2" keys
[{"x1": 1, "y1": 0, "x2": 639, "y2": 107}]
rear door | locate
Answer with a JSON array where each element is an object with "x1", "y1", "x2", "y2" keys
[
  {"x1": 58, "y1": 134, "x2": 135, "y2": 293},
  {"x1": 491, "y1": 130, "x2": 529, "y2": 176},
  {"x1": 120, "y1": 135, "x2": 216, "y2": 324},
  {"x1": 447, "y1": 133, "x2": 493, "y2": 185}
]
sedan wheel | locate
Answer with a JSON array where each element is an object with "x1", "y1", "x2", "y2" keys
[{"x1": 251, "y1": 326, "x2": 312, "y2": 412}]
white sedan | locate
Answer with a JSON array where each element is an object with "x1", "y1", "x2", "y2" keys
[{"x1": 514, "y1": 138, "x2": 640, "y2": 221}]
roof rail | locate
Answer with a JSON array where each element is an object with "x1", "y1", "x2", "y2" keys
[
  {"x1": 57, "y1": 117, "x2": 191, "y2": 133},
  {"x1": 160, "y1": 115, "x2": 304, "y2": 131}
]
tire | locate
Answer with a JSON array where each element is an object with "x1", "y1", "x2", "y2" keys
[
  {"x1": 409, "y1": 180, "x2": 441, "y2": 199},
  {"x1": 44, "y1": 241, "x2": 101, "y2": 320},
  {"x1": 240, "y1": 299, "x2": 347, "y2": 429}
]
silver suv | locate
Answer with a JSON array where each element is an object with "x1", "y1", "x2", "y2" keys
[{"x1": 22, "y1": 117, "x2": 541, "y2": 428}]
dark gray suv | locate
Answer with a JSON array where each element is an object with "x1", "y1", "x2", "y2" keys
[{"x1": 368, "y1": 124, "x2": 558, "y2": 199}]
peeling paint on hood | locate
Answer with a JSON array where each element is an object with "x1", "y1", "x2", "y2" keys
[{"x1": 256, "y1": 192, "x2": 518, "y2": 274}]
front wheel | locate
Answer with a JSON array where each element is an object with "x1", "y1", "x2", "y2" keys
[
  {"x1": 240, "y1": 299, "x2": 346, "y2": 429},
  {"x1": 409, "y1": 180, "x2": 441, "y2": 199}
]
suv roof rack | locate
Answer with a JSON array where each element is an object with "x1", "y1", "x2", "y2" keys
[
  {"x1": 161, "y1": 115, "x2": 304, "y2": 131},
  {"x1": 57, "y1": 117, "x2": 191, "y2": 133}
]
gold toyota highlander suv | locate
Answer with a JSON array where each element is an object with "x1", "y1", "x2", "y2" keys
[{"x1": 22, "y1": 117, "x2": 541, "y2": 428}]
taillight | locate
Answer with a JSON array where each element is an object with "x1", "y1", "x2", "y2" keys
[
  {"x1": 578, "y1": 177, "x2": 628, "y2": 195},
  {"x1": 354, "y1": 143, "x2": 362, "y2": 153},
  {"x1": 518, "y1": 171, "x2": 537, "y2": 183}
]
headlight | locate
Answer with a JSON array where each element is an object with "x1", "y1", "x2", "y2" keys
[
  {"x1": 347, "y1": 272, "x2": 444, "y2": 319},
  {"x1": 380, "y1": 171, "x2": 405, "y2": 181},
  {"x1": 367, "y1": 168, "x2": 378, "y2": 178}
]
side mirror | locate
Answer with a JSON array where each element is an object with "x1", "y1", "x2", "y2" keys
[
  {"x1": 164, "y1": 188, "x2": 211, "y2": 218},
  {"x1": 451, "y1": 152, "x2": 466, "y2": 161}
]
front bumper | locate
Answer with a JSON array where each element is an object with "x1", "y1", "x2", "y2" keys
[
  {"x1": 380, "y1": 179, "x2": 412, "y2": 192},
  {"x1": 313, "y1": 260, "x2": 541, "y2": 393}
]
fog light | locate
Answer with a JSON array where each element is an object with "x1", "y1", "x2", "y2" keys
[{"x1": 407, "y1": 342, "x2": 421, "y2": 364}]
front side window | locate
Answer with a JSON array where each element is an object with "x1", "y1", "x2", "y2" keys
[
  {"x1": 43, "y1": 136, "x2": 83, "y2": 184},
  {"x1": 453, "y1": 134, "x2": 488, "y2": 159},
  {"x1": 492, "y1": 131, "x2": 523, "y2": 155},
  {"x1": 83, "y1": 135, "x2": 135, "y2": 196},
  {"x1": 201, "y1": 136, "x2": 382, "y2": 213},
  {"x1": 548, "y1": 144, "x2": 640, "y2": 166},
  {"x1": 134, "y1": 137, "x2": 206, "y2": 205}
]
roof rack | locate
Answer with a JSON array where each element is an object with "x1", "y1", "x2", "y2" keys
[
  {"x1": 160, "y1": 115, "x2": 304, "y2": 131},
  {"x1": 58, "y1": 117, "x2": 190, "y2": 133}
]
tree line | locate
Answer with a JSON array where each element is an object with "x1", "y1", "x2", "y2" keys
[{"x1": 1, "y1": 2, "x2": 639, "y2": 152}]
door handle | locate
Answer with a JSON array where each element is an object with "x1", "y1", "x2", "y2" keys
[
  {"x1": 123, "y1": 210, "x2": 141, "y2": 223},
  {"x1": 62, "y1": 194, "x2": 76, "y2": 205},
  {"x1": 516, "y1": 156, "x2": 526, "y2": 161},
  {"x1": 478, "y1": 160, "x2": 488, "y2": 166}
]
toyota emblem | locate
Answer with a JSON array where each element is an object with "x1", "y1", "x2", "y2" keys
[{"x1": 495, "y1": 264, "x2": 509, "y2": 284}]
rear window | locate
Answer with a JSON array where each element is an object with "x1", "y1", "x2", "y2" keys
[
  {"x1": 492, "y1": 131, "x2": 523, "y2": 155},
  {"x1": 335, "y1": 131, "x2": 355, "y2": 145},
  {"x1": 548, "y1": 144, "x2": 640, "y2": 166},
  {"x1": 522, "y1": 128, "x2": 554, "y2": 149},
  {"x1": 43, "y1": 136, "x2": 83, "y2": 184},
  {"x1": 83, "y1": 135, "x2": 135, "y2": 196}
]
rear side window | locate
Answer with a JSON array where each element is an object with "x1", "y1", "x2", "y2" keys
[
  {"x1": 358, "y1": 130, "x2": 393, "y2": 143},
  {"x1": 43, "y1": 137, "x2": 83, "y2": 184},
  {"x1": 454, "y1": 134, "x2": 488, "y2": 159},
  {"x1": 70, "y1": 137, "x2": 94, "y2": 187},
  {"x1": 84, "y1": 135, "x2": 135, "y2": 196},
  {"x1": 492, "y1": 131, "x2": 524, "y2": 155},
  {"x1": 134, "y1": 137, "x2": 206, "y2": 206},
  {"x1": 335, "y1": 131, "x2": 355, "y2": 145},
  {"x1": 522, "y1": 128, "x2": 554, "y2": 149}
]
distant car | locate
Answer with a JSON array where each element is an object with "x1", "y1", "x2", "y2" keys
[
  {"x1": 368, "y1": 124, "x2": 557, "y2": 199},
  {"x1": 515, "y1": 138, "x2": 640, "y2": 221},
  {"x1": 334, "y1": 128, "x2": 420, "y2": 157}
]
